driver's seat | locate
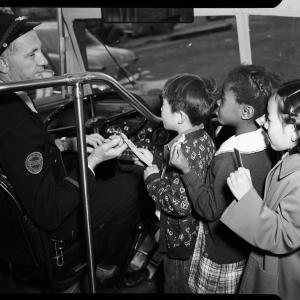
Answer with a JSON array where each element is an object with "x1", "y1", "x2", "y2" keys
[{"x1": 0, "y1": 168, "x2": 89, "y2": 292}]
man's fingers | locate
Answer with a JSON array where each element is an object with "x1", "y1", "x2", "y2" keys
[
  {"x1": 111, "y1": 142, "x2": 127, "y2": 156},
  {"x1": 108, "y1": 134, "x2": 121, "y2": 141},
  {"x1": 89, "y1": 135, "x2": 104, "y2": 144},
  {"x1": 86, "y1": 138, "x2": 98, "y2": 149},
  {"x1": 86, "y1": 146, "x2": 94, "y2": 153},
  {"x1": 103, "y1": 135, "x2": 123, "y2": 149},
  {"x1": 94, "y1": 133, "x2": 105, "y2": 142},
  {"x1": 85, "y1": 134, "x2": 106, "y2": 151},
  {"x1": 110, "y1": 135, "x2": 123, "y2": 146}
]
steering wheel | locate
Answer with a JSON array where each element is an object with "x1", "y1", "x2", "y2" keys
[
  {"x1": 44, "y1": 91, "x2": 153, "y2": 137},
  {"x1": 84, "y1": 109, "x2": 147, "y2": 139}
]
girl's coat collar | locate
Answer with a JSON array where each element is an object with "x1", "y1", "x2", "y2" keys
[
  {"x1": 278, "y1": 152, "x2": 300, "y2": 179},
  {"x1": 215, "y1": 128, "x2": 269, "y2": 156}
]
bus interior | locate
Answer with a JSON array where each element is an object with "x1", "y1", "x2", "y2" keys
[{"x1": 0, "y1": 0, "x2": 299, "y2": 293}]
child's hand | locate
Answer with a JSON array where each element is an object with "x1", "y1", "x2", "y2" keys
[
  {"x1": 144, "y1": 165, "x2": 159, "y2": 180},
  {"x1": 132, "y1": 156, "x2": 144, "y2": 167},
  {"x1": 138, "y1": 148, "x2": 153, "y2": 163},
  {"x1": 227, "y1": 167, "x2": 253, "y2": 200},
  {"x1": 133, "y1": 148, "x2": 154, "y2": 167},
  {"x1": 169, "y1": 142, "x2": 190, "y2": 174}
]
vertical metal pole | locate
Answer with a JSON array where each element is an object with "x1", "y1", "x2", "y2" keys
[
  {"x1": 57, "y1": 8, "x2": 66, "y2": 97},
  {"x1": 73, "y1": 82, "x2": 96, "y2": 293},
  {"x1": 236, "y1": 12, "x2": 252, "y2": 65}
]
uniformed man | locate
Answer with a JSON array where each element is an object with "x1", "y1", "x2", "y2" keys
[{"x1": 0, "y1": 11, "x2": 142, "y2": 285}]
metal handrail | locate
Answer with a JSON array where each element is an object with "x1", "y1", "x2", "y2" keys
[
  {"x1": 0, "y1": 72, "x2": 162, "y2": 293},
  {"x1": 0, "y1": 72, "x2": 162, "y2": 123}
]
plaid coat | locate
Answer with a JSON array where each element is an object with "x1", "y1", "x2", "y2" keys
[{"x1": 145, "y1": 126, "x2": 215, "y2": 259}]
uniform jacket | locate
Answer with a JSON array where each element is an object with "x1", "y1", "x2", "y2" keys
[
  {"x1": 0, "y1": 92, "x2": 96, "y2": 239},
  {"x1": 221, "y1": 152, "x2": 300, "y2": 300},
  {"x1": 145, "y1": 125, "x2": 216, "y2": 259},
  {"x1": 181, "y1": 128, "x2": 275, "y2": 263}
]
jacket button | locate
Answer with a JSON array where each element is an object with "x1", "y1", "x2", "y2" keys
[
  {"x1": 203, "y1": 252, "x2": 208, "y2": 257},
  {"x1": 54, "y1": 159, "x2": 57, "y2": 163}
]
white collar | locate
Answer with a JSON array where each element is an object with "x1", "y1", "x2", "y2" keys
[{"x1": 215, "y1": 128, "x2": 269, "y2": 156}]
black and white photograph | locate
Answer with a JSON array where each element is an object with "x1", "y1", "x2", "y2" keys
[{"x1": 0, "y1": 2, "x2": 299, "y2": 298}]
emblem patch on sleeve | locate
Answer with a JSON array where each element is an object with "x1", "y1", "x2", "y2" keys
[{"x1": 25, "y1": 152, "x2": 43, "y2": 174}]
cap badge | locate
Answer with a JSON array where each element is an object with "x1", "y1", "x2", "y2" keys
[
  {"x1": 15, "y1": 16, "x2": 27, "y2": 22},
  {"x1": 25, "y1": 151, "x2": 43, "y2": 174}
]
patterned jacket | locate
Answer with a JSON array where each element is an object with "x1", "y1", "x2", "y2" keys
[{"x1": 145, "y1": 125, "x2": 216, "y2": 259}]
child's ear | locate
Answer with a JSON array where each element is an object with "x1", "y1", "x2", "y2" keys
[
  {"x1": 289, "y1": 124, "x2": 298, "y2": 144},
  {"x1": 177, "y1": 110, "x2": 188, "y2": 124},
  {"x1": 241, "y1": 104, "x2": 254, "y2": 120},
  {"x1": 0, "y1": 57, "x2": 9, "y2": 74}
]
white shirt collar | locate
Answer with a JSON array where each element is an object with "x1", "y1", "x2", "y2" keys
[{"x1": 215, "y1": 128, "x2": 269, "y2": 156}]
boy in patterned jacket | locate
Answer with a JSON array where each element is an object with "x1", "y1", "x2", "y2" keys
[{"x1": 136, "y1": 73, "x2": 217, "y2": 293}]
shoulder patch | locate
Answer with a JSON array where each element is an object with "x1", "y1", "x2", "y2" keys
[{"x1": 25, "y1": 152, "x2": 43, "y2": 174}]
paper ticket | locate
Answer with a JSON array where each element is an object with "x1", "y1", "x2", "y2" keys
[{"x1": 119, "y1": 133, "x2": 152, "y2": 166}]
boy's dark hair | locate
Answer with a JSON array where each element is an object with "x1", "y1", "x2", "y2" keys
[
  {"x1": 223, "y1": 64, "x2": 282, "y2": 120},
  {"x1": 161, "y1": 73, "x2": 218, "y2": 126}
]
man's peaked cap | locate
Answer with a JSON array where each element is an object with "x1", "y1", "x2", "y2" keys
[{"x1": 0, "y1": 11, "x2": 40, "y2": 55}]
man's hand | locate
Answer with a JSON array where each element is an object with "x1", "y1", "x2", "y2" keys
[
  {"x1": 227, "y1": 167, "x2": 253, "y2": 201},
  {"x1": 84, "y1": 133, "x2": 107, "y2": 153},
  {"x1": 169, "y1": 142, "x2": 190, "y2": 174},
  {"x1": 144, "y1": 164, "x2": 159, "y2": 181},
  {"x1": 88, "y1": 135, "x2": 127, "y2": 170},
  {"x1": 57, "y1": 133, "x2": 107, "y2": 153},
  {"x1": 107, "y1": 134, "x2": 124, "y2": 146}
]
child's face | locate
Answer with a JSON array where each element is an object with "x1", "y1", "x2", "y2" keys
[
  {"x1": 217, "y1": 85, "x2": 242, "y2": 126},
  {"x1": 161, "y1": 98, "x2": 177, "y2": 131},
  {"x1": 264, "y1": 96, "x2": 297, "y2": 151}
]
